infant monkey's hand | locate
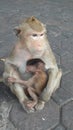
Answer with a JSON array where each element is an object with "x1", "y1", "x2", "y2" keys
[
  {"x1": 8, "y1": 77, "x2": 17, "y2": 83},
  {"x1": 8, "y1": 77, "x2": 28, "y2": 87}
]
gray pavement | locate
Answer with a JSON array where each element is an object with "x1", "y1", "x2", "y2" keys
[{"x1": 0, "y1": 0, "x2": 73, "y2": 130}]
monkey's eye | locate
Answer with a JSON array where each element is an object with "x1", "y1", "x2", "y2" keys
[
  {"x1": 40, "y1": 33, "x2": 44, "y2": 36},
  {"x1": 32, "y1": 34, "x2": 38, "y2": 37},
  {"x1": 31, "y1": 34, "x2": 38, "y2": 39}
]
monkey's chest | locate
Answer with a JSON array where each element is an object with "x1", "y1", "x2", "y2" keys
[{"x1": 14, "y1": 50, "x2": 32, "y2": 73}]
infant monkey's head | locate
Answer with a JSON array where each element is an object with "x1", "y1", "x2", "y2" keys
[{"x1": 26, "y1": 58, "x2": 45, "y2": 73}]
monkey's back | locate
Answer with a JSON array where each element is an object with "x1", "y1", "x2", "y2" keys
[{"x1": 34, "y1": 70, "x2": 48, "y2": 95}]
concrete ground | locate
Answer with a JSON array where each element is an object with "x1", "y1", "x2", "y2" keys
[{"x1": 0, "y1": 0, "x2": 73, "y2": 130}]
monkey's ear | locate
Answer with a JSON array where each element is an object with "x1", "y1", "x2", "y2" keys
[{"x1": 14, "y1": 27, "x2": 21, "y2": 37}]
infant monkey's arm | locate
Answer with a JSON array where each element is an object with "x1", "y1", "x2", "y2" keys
[{"x1": 8, "y1": 72, "x2": 38, "y2": 87}]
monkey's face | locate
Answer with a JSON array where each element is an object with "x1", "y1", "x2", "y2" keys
[
  {"x1": 25, "y1": 30, "x2": 47, "y2": 53},
  {"x1": 37, "y1": 62, "x2": 45, "y2": 71},
  {"x1": 26, "y1": 65, "x2": 37, "y2": 73},
  {"x1": 14, "y1": 16, "x2": 47, "y2": 54}
]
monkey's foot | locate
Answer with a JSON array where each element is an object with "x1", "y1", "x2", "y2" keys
[
  {"x1": 26, "y1": 101, "x2": 37, "y2": 109},
  {"x1": 21, "y1": 102, "x2": 35, "y2": 113},
  {"x1": 35, "y1": 100, "x2": 45, "y2": 111}
]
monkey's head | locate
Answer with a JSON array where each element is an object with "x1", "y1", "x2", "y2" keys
[
  {"x1": 26, "y1": 58, "x2": 46, "y2": 72},
  {"x1": 14, "y1": 16, "x2": 48, "y2": 54}
]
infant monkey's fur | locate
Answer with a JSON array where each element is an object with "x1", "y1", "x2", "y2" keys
[{"x1": 8, "y1": 59, "x2": 48, "y2": 108}]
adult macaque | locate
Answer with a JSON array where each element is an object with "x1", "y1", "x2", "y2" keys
[
  {"x1": 3, "y1": 16, "x2": 62, "y2": 113},
  {"x1": 8, "y1": 58, "x2": 48, "y2": 109}
]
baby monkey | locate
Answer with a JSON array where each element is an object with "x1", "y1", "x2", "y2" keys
[{"x1": 8, "y1": 58, "x2": 48, "y2": 109}]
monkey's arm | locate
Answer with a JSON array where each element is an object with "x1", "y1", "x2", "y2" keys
[
  {"x1": 8, "y1": 77, "x2": 28, "y2": 87},
  {"x1": 8, "y1": 73, "x2": 37, "y2": 88},
  {"x1": 3, "y1": 60, "x2": 20, "y2": 85},
  {"x1": 20, "y1": 73, "x2": 38, "y2": 87}
]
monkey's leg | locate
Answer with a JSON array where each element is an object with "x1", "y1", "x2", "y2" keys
[
  {"x1": 27, "y1": 87, "x2": 38, "y2": 108},
  {"x1": 11, "y1": 83, "x2": 35, "y2": 113},
  {"x1": 41, "y1": 68, "x2": 62, "y2": 101},
  {"x1": 52, "y1": 69, "x2": 62, "y2": 93},
  {"x1": 35, "y1": 68, "x2": 62, "y2": 110}
]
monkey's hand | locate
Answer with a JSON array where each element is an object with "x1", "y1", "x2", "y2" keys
[
  {"x1": 8, "y1": 77, "x2": 24, "y2": 84},
  {"x1": 8, "y1": 77, "x2": 28, "y2": 88},
  {"x1": 8, "y1": 77, "x2": 17, "y2": 83}
]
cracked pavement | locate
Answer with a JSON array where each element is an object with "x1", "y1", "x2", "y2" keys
[{"x1": 0, "y1": 0, "x2": 73, "y2": 130}]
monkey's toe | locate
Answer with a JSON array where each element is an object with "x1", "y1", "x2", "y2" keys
[
  {"x1": 35, "y1": 100, "x2": 45, "y2": 111},
  {"x1": 27, "y1": 101, "x2": 37, "y2": 109},
  {"x1": 22, "y1": 103, "x2": 35, "y2": 113}
]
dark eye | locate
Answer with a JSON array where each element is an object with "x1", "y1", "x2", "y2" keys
[
  {"x1": 40, "y1": 33, "x2": 44, "y2": 36},
  {"x1": 32, "y1": 34, "x2": 38, "y2": 37}
]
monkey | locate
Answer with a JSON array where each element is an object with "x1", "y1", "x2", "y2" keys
[
  {"x1": 8, "y1": 58, "x2": 48, "y2": 109},
  {"x1": 2, "y1": 16, "x2": 62, "y2": 113}
]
